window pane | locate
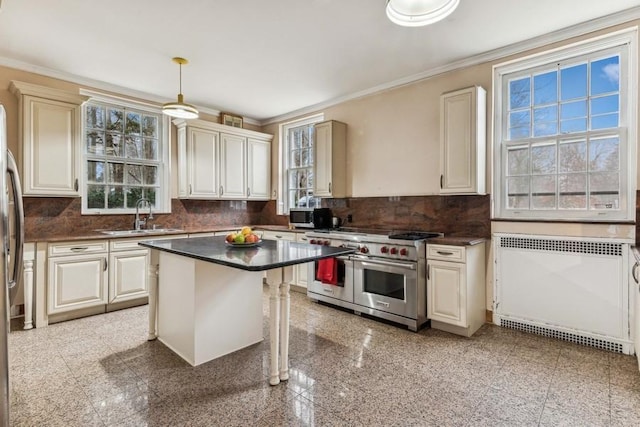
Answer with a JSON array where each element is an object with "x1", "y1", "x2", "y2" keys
[
  {"x1": 108, "y1": 163, "x2": 124, "y2": 184},
  {"x1": 143, "y1": 138, "x2": 158, "y2": 160},
  {"x1": 288, "y1": 170, "x2": 298, "y2": 189},
  {"x1": 561, "y1": 63, "x2": 587, "y2": 100},
  {"x1": 559, "y1": 173, "x2": 587, "y2": 209},
  {"x1": 561, "y1": 100, "x2": 587, "y2": 120},
  {"x1": 142, "y1": 115, "x2": 158, "y2": 137},
  {"x1": 86, "y1": 105, "x2": 104, "y2": 129},
  {"x1": 591, "y1": 114, "x2": 619, "y2": 130},
  {"x1": 125, "y1": 112, "x2": 141, "y2": 135},
  {"x1": 125, "y1": 136, "x2": 143, "y2": 159},
  {"x1": 126, "y1": 165, "x2": 143, "y2": 185},
  {"x1": 589, "y1": 136, "x2": 619, "y2": 172},
  {"x1": 107, "y1": 108, "x2": 123, "y2": 132},
  {"x1": 531, "y1": 175, "x2": 556, "y2": 209},
  {"x1": 509, "y1": 110, "x2": 530, "y2": 139},
  {"x1": 106, "y1": 133, "x2": 123, "y2": 157},
  {"x1": 589, "y1": 172, "x2": 619, "y2": 209},
  {"x1": 146, "y1": 188, "x2": 156, "y2": 205},
  {"x1": 301, "y1": 149, "x2": 310, "y2": 167},
  {"x1": 561, "y1": 118, "x2": 587, "y2": 134},
  {"x1": 87, "y1": 131, "x2": 104, "y2": 154},
  {"x1": 591, "y1": 95, "x2": 618, "y2": 115},
  {"x1": 107, "y1": 186, "x2": 125, "y2": 208},
  {"x1": 126, "y1": 187, "x2": 144, "y2": 208},
  {"x1": 533, "y1": 106, "x2": 557, "y2": 137},
  {"x1": 290, "y1": 150, "x2": 301, "y2": 167},
  {"x1": 559, "y1": 139, "x2": 586, "y2": 173},
  {"x1": 87, "y1": 185, "x2": 105, "y2": 209},
  {"x1": 591, "y1": 56, "x2": 619, "y2": 96},
  {"x1": 144, "y1": 166, "x2": 157, "y2": 185},
  {"x1": 531, "y1": 143, "x2": 556, "y2": 174},
  {"x1": 87, "y1": 161, "x2": 104, "y2": 183},
  {"x1": 509, "y1": 77, "x2": 530, "y2": 109},
  {"x1": 507, "y1": 145, "x2": 529, "y2": 175},
  {"x1": 507, "y1": 176, "x2": 529, "y2": 209},
  {"x1": 534, "y1": 71, "x2": 557, "y2": 105}
]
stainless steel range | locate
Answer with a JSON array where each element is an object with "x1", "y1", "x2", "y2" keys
[{"x1": 306, "y1": 228, "x2": 442, "y2": 331}]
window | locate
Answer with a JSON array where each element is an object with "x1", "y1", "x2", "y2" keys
[
  {"x1": 493, "y1": 30, "x2": 637, "y2": 221},
  {"x1": 279, "y1": 114, "x2": 324, "y2": 213},
  {"x1": 82, "y1": 98, "x2": 171, "y2": 214}
]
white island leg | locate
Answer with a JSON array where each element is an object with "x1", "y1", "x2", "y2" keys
[
  {"x1": 147, "y1": 260, "x2": 159, "y2": 341},
  {"x1": 268, "y1": 278, "x2": 281, "y2": 385},
  {"x1": 23, "y1": 259, "x2": 34, "y2": 330},
  {"x1": 279, "y1": 267, "x2": 293, "y2": 381}
]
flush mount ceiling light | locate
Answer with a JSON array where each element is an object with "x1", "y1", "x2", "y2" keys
[
  {"x1": 386, "y1": 0, "x2": 459, "y2": 27},
  {"x1": 162, "y1": 57, "x2": 199, "y2": 119}
]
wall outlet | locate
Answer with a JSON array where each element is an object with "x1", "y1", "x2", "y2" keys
[{"x1": 347, "y1": 214, "x2": 353, "y2": 223}]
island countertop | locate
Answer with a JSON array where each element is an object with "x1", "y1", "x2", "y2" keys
[{"x1": 139, "y1": 235, "x2": 355, "y2": 271}]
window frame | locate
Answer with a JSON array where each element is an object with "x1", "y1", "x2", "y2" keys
[
  {"x1": 277, "y1": 113, "x2": 325, "y2": 215},
  {"x1": 81, "y1": 93, "x2": 171, "y2": 215},
  {"x1": 492, "y1": 28, "x2": 637, "y2": 222}
]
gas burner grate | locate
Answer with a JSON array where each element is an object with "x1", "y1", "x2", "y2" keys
[{"x1": 388, "y1": 232, "x2": 442, "y2": 241}]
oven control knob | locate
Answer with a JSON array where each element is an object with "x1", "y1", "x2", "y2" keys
[
  {"x1": 380, "y1": 246, "x2": 388, "y2": 253},
  {"x1": 390, "y1": 247, "x2": 398, "y2": 255},
  {"x1": 360, "y1": 246, "x2": 369, "y2": 254},
  {"x1": 324, "y1": 240, "x2": 331, "y2": 246},
  {"x1": 310, "y1": 239, "x2": 317, "y2": 244},
  {"x1": 400, "y1": 248, "x2": 408, "y2": 256}
]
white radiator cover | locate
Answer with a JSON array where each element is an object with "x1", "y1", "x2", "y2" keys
[{"x1": 494, "y1": 233, "x2": 632, "y2": 354}]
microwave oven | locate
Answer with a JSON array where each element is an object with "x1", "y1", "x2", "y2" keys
[{"x1": 289, "y1": 208, "x2": 332, "y2": 229}]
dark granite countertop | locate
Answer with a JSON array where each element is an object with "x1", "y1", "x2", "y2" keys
[
  {"x1": 139, "y1": 235, "x2": 355, "y2": 272},
  {"x1": 25, "y1": 224, "x2": 306, "y2": 243},
  {"x1": 427, "y1": 236, "x2": 486, "y2": 246}
]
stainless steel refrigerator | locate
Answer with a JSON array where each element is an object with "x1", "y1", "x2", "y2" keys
[{"x1": 1, "y1": 104, "x2": 25, "y2": 426}]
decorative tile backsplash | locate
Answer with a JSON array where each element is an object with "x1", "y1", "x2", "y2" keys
[{"x1": 24, "y1": 194, "x2": 491, "y2": 240}]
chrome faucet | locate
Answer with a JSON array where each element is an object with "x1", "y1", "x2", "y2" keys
[{"x1": 134, "y1": 198, "x2": 153, "y2": 230}]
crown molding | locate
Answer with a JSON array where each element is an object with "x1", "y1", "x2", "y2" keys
[
  {"x1": 0, "y1": 55, "x2": 261, "y2": 126},
  {"x1": 261, "y1": 6, "x2": 640, "y2": 125}
]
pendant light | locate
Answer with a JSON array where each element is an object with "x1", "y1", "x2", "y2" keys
[
  {"x1": 162, "y1": 57, "x2": 199, "y2": 119},
  {"x1": 386, "y1": 0, "x2": 459, "y2": 27}
]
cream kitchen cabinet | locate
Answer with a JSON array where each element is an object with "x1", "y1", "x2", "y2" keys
[
  {"x1": 427, "y1": 242, "x2": 485, "y2": 337},
  {"x1": 295, "y1": 233, "x2": 311, "y2": 290},
  {"x1": 174, "y1": 119, "x2": 272, "y2": 200},
  {"x1": 313, "y1": 120, "x2": 347, "y2": 198},
  {"x1": 47, "y1": 241, "x2": 108, "y2": 315},
  {"x1": 10, "y1": 81, "x2": 89, "y2": 197},
  {"x1": 439, "y1": 86, "x2": 486, "y2": 195},
  {"x1": 108, "y1": 239, "x2": 150, "y2": 304}
]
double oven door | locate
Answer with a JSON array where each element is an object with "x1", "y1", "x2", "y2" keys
[
  {"x1": 353, "y1": 255, "x2": 422, "y2": 319},
  {"x1": 307, "y1": 254, "x2": 354, "y2": 303}
]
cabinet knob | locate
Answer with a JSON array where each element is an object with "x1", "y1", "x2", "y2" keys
[
  {"x1": 440, "y1": 175, "x2": 443, "y2": 189},
  {"x1": 74, "y1": 178, "x2": 79, "y2": 192},
  {"x1": 328, "y1": 182, "x2": 332, "y2": 193},
  {"x1": 247, "y1": 187, "x2": 251, "y2": 197}
]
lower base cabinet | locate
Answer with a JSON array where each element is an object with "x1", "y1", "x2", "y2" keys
[
  {"x1": 47, "y1": 241, "x2": 109, "y2": 315},
  {"x1": 427, "y1": 242, "x2": 486, "y2": 337},
  {"x1": 109, "y1": 239, "x2": 150, "y2": 304}
]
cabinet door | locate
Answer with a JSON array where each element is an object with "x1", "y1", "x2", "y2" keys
[
  {"x1": 440, "y1": 86, "x2": 486, "y2": 195},
  {"x1": 23, "y1": 96, "x2": 81, "y2": 196},
  {"x1": 189, "y1": 128, "x2": 220, "y2": 198},
  {"x1": 48, "y1": 254, "x2": 108, "y2": 314},
  {"x1": 314, "y1": 121, "x2": 333, "y2": 197},
  {"x1": 427, "y1": 260, "x2": 467, "y2": 327},
  {"x1": 295, "y1": 234, "x2": 311, "y2": 288},
  {"x1": 220, "y1": 133, "x2": 247, "y2": 199},
  {"x1": 109, "y1": 249, "x2": 149, "y2": 303},
  {"x1": 247, "y1": 138, "x2": 271, "y2": 200}
]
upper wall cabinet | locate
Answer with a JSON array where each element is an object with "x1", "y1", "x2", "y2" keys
[
  {"x1": 314, "y1": 120, "x2": 347, "y2": 198},
  {"x1": 439, "y1": 86, "x2": 486, "y2": 195},
  {"x1": 173, "y1": 119, "x2": 272, "y2": 200},
  {"x1": 10, "y1": 81, "x2": 89, "y2": 197}
]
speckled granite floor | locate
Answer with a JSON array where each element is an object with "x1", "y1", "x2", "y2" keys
[{"x1": 7, "y1": 288, "x2": 640, "y2": 426}]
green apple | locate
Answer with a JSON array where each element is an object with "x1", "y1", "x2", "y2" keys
[{"x1": 234, "y1": 234, "x2": 245, "y2": 244}]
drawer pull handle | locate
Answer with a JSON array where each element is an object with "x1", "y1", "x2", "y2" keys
[
  {"x1": 70, "y1": 247, "x2": 89, "y2": 252},
  {"x1": 436, "y1": 250, "x2": 454, "y2": 256}
]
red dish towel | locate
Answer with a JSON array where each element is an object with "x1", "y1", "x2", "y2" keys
[{"x1": 316, "y1": 258, "x2": 338, "y2": 285}]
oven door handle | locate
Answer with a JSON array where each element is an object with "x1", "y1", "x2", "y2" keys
[
  {"x1": 359, "y1": 259, "x2": 416, "y2": 271},
  {"x1": 335, "y1": 255, "x2": 352, "y2": 261}
]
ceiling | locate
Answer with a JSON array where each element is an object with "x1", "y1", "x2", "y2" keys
[{"x1": 1, "y1": 0, "x2": 640, "y2": 124}]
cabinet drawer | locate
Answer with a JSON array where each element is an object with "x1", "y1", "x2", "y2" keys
[
  {"x1": 48, "y1": 241, "x2": 108, "y2": 257},
  {"x1": 427, "y1": 244, "x2": 465, "y2": 263},
  {"x1": 261, "y1": 230, "x2": 295, "y2": 241},
  {"x1": 110, "y1": 238, "x2": 148, "y2": 252}
]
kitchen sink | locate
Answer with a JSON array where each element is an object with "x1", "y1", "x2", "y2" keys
[{"x1": 100, "y1": 228, "x2": 184, "y2": 236}]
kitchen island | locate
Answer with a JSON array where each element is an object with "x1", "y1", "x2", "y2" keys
[{"x1": 139, "y1": 236, "x2": 353, "y2": 385}]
